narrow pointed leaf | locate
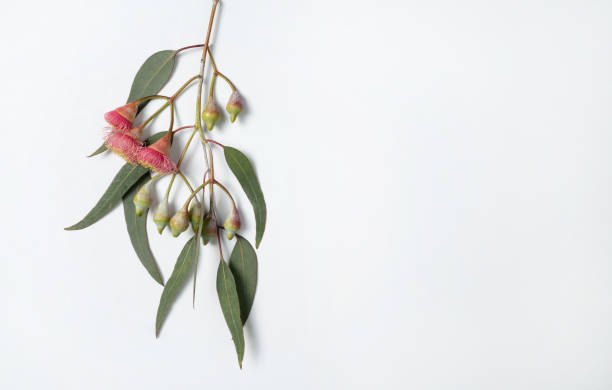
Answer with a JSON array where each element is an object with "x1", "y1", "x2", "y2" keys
[
  {"x1": 64, "y1": 164, "x2": 148, "y2": 230},
  {"x1": 127, "y1": 50, "x2": 176, "y2": 111},
  {"x1": 123, "y1": 174, "x2": 164, "y2": 286},
  {"x1": 229, "y1": 235, "x2": 258, "y2": 324},
  {"x1": 224, "y1": 147, "x2": 267, "y2": 248},
  {"x1": 156, "y1": 236, "x2": 197, "y2": 337},
  {"x1": 216, "y1": 259, "x2": 245, "y2": 368},
  {"x1": 88, "y1": 143, "x2": 108, "y2": 157}
]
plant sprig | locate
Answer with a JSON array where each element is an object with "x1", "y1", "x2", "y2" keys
[{"x1": 66, "y1": 0, "x2": 264, "y2": 369}]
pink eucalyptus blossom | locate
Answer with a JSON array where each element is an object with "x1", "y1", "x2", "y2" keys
[
  {"x1": 104, "y1": 129, "x2": 141, "y2": 164},
  {"x1": 136, "y1": 132, "x2": 177, "y2": 174},
  {"x1": 104, "y1": 102, "x2": 138, "y2": 131}
]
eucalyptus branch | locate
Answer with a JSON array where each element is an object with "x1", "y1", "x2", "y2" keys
[{"x1": 67, "y1": 0, "x2": 264, "y2": 369}]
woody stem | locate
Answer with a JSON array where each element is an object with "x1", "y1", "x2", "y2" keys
[
  {"x1": 194, "y1": 0, "x2": 219, "y2": 235},
  {"x1": 195, "y1": 0, "x2": 219, "y2": 131}
]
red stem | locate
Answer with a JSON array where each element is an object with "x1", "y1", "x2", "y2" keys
[
  {"x1": 175, "y1": 44, "x2": 205, "y2": 54},
  {"x1": 173, "y1": 125, "x2": 195, "y2": 134},
  {"x1": 203, "y1": 139, "x2": 225, "y2": 148}
]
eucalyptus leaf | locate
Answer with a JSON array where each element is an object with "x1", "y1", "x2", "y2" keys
[
  {"x1": 224, "y1": 147, "x2": 267, "y2": 248},
  {"x1": 217, "y1": 259, "x2": 245, "y2": 368},
  {"x1": 156, "y1": 236, "x2": 197, "y2": 337},
  {"x1": 123, "y1": 174, "x2": 164, "y2": 286},
  {"x1": 128, "y1": 50, "x2": 176, "y2": 112},
  {"x1": 65, "y1": 164, "x2": 148, "y2": 231},
  {"x1": 229, "y1": 235, "x2": 258, "y2": 324},
  {"x1": 88, "y1": 143, "x2": 108, "y2": 157}
]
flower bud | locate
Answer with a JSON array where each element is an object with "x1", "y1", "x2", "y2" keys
[
  {"x1": 133, "y1": 182, "x2": 153, "y2": 216},
  {"x1": 202, "y1": 99, "x2": 220, "y2": 130},
  {"x1": 153, "y1": 198, "x2": 170, "y2": 234},
  {"x1": 223, "y1": 205, "x2": 241, "y2": 240},
  {"x1": 169, "y1": 207, "x2": 190, "y2": 237},
  {"x1": 200, "y1": 212, "x2": 217, "y2": 245},
  {"x1": 225, "y1": 91, "x2": 243, "y2": 123},
  {"x1": 189, "y1": 198, "x2": 202, "y2": 232}
]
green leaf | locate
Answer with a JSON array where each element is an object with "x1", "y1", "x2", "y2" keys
[
  {"x1": 122, "y1": 174, "x2": 164, "y2": 286},
  {"x1": 229, "y1": 235, "x2": 258, "y2": 324},
  {"x1": 65, "y1": 163, "x2": 148, "y2": 230},
  {"x1": 127, "y1": 50, "x2": 176, "y2": 111},
  {"x1": 217, "y1": 259, "x2": 245, "y2": 368},
  {"x1": 88, "y1": 143, "x2": 108, "y2": 157},
  {"x1": 224, "y1": 147, "x2": 267, "y2": 248},
  {"x1": 156, "y1": 236, "x2": 197, "y2": 337}
]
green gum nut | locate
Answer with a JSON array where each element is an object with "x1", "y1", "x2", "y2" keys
[
  {"x1": 226, "y1": 90, "x2": 243, "y2": 123},
  {"x1": 189, "y1": 199, "x2": 202, "y2": 232},
  {"x1": 153, "y1": 199, "x2": 170, "y2": 234},
  {"x1": 223, "y1": 206, "x2": 241, "y2": 240},
  {"x1": 202, "y1": 100, "x2": 220, "y2": 130},
  {"x1": 133, "y1": 182, "x2": 153, "y2": 217},
  {"x1": 169, "y1": 208, "x2": 189, "y2": 237}
]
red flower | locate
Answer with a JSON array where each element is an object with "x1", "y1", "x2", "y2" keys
[
  {"x1": 104, "y1": 129, "x2": 141, "y2": 164},
  {"x1": 104, "y1": 102, "x2": 138, "y2": 131},
  {"x1": 137, "y1": 132, "x2": 177, "y2": 174}
]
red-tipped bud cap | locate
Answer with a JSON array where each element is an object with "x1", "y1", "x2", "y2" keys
[
  {"x1": 200, "y1": 212, "x2": 218, "y2": 245},
  {"x1": 153, "y1": 198, "x2": 170, "y2": 233},
  {"x1": 202, "y1": 99, "x2": 220, "y2": 130},
  {"x1": 133, "y1": 182, "x2": 153, "y2": 216},
  {"x1": 104, "y1": 102, "x2": 138, "y2": 131},
  {"x1": 225, "y1": 91, "x2": 243, "y2": 123},
  {"x1": 104, "y1": 129, "x2": 142, "y2": 164},
  {"x1": 189, "y1": 198, "x2": 203, "y2": 232},
  {"x1": 136, "y1": 132, "x2": 177, "y2": 174},
  {"x1": 223, "y1": 205, "x2": 241, "y2": 240},
  {"x1": 169, "y1": 207, "x2": 190, "y2": 237}
]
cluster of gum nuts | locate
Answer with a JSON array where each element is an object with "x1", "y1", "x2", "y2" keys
[
  {"x1": 102, "y1": 90, "x2": 244, "y2": 242},
  {"x1": 137, "y1": 184, "x2": 241, "y2": 243}
]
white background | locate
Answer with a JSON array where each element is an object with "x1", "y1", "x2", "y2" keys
[{"x1": 1, "y1": 0, "x2": 611, "y2": 388}]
